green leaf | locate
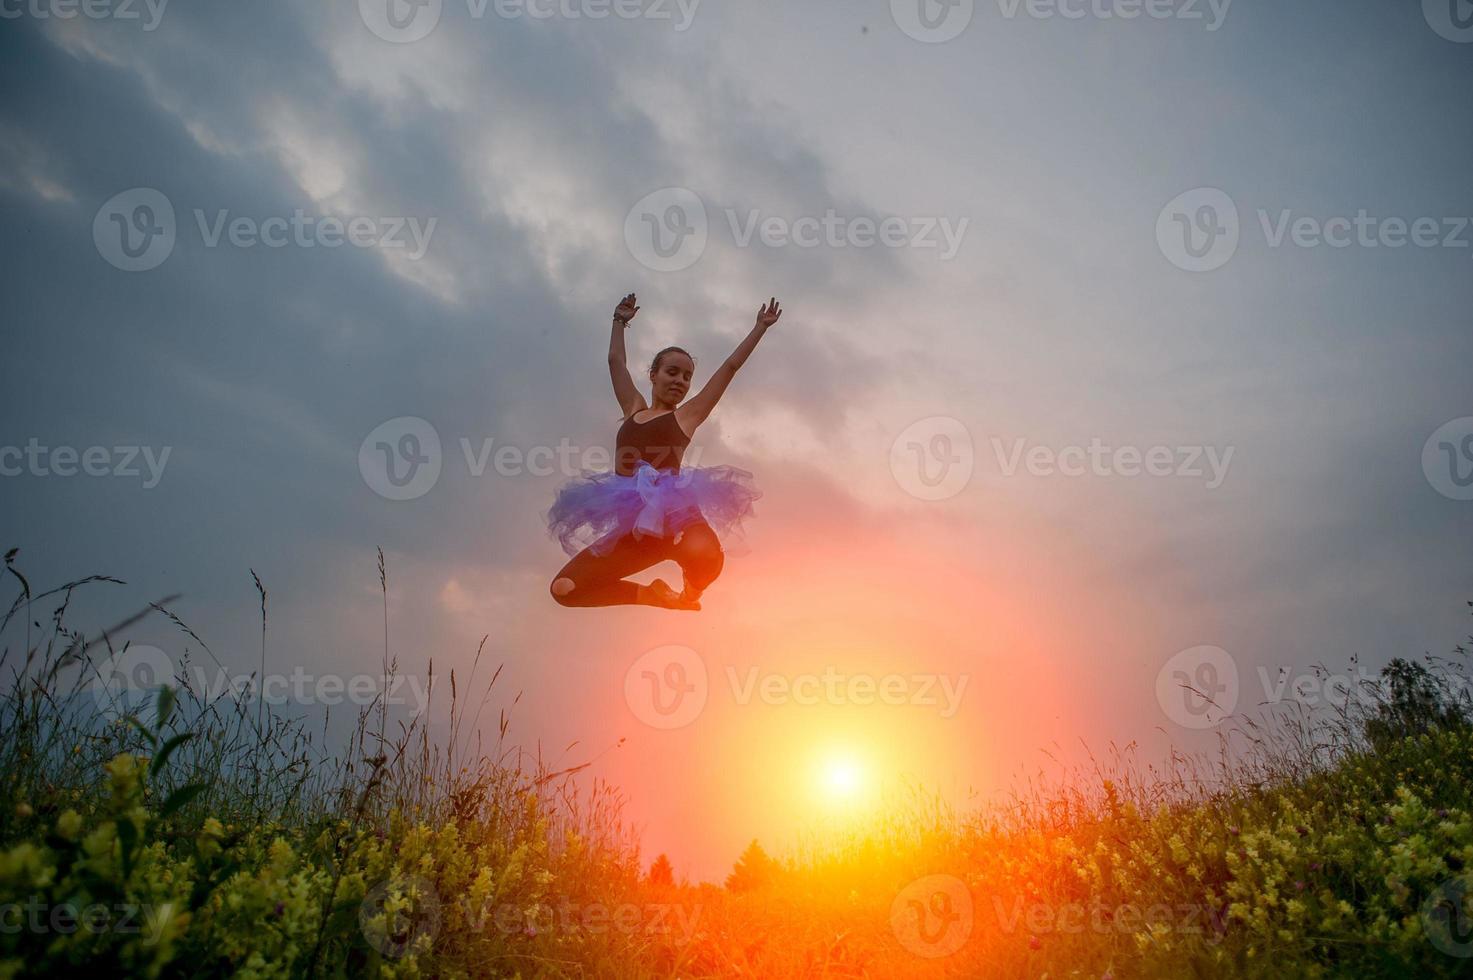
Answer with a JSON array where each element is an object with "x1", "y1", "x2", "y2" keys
[
  {"x1": 154, "y1": 685, "x2": 177, "y2": 731},
  {"x1": 150, "y1": 733, "x2": 195, "y2": 779},
  {"x1": 159, "y1": 782, "x2": 208, "y2": 819}
]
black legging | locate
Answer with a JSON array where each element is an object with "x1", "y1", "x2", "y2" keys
[{"x1": 550, "y1": 521, "x2": 724, "y2": 607}]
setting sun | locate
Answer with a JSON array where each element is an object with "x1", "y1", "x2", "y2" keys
[{"x1": 820, "y1": 755, "x2": 865, "y2": 803}]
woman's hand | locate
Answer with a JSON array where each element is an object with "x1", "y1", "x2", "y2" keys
[
  {"x1": 609, "y1": 293, "x2": 647, "y2": 415},
  {"x1": 755, "y1": 297, "x2": 782, "y2": 329},
  {"x1": 615, "y1": 293, "x2": 640, "y2": 325}
]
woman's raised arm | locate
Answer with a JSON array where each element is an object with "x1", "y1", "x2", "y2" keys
[
  {"x1": 607, "y1": 293, "x2": 648, "y2": 419},
  {"x1": 678, "y1": 298, "x2": 782, "y2": 430}
]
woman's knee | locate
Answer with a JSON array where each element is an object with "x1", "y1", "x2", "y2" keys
[
  {"x1": 549, "y1": 576, "x2": 578, "y2": 606},
  {"x1": 675, "y1": 526, "x2": 724, "y2": 574}
]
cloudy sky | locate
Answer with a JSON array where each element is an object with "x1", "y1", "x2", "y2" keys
[{"x1": 2, "y1": 0, "x2": 1471, "y2": 880}]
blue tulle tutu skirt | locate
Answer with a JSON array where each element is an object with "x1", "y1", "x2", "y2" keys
[{"x1": 544, "y1": 460, "x2": 761, "y2": 558}]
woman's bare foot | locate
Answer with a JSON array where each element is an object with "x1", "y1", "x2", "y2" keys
[{"x1": 641, "y1": 578, "x2": 700, "y2": 611}]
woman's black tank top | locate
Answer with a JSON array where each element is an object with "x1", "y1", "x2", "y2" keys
[{"x1": 614, "y1": 410, "x2": 691, "y2": 476}]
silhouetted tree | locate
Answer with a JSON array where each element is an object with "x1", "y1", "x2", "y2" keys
[
  {"x1": 1363, "y1": 657, "x2": 1470, "y2": 751},
  {"x1": 725, "y1": 839, "x2": 778, "y2": 893},
  {"x1": 648, "y1": 853, "x2": 674, "y2": 887}
]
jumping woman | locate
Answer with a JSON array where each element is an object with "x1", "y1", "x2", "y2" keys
[{"x1": 545, "y1": 293, "x2": 780, "y2": 610}]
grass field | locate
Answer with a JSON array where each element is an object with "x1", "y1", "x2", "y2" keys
[{"x1": 2, "y1": 551, "x2": 1470, "y2": 978}]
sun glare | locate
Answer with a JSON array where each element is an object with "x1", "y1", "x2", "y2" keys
[{"x1": 821, "y1": 756, "x2": 864, "y2": 803}]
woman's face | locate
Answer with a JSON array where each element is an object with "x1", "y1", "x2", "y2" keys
[{"x1": 651, "y1": 352, "x2": 694, "y2": 405}]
